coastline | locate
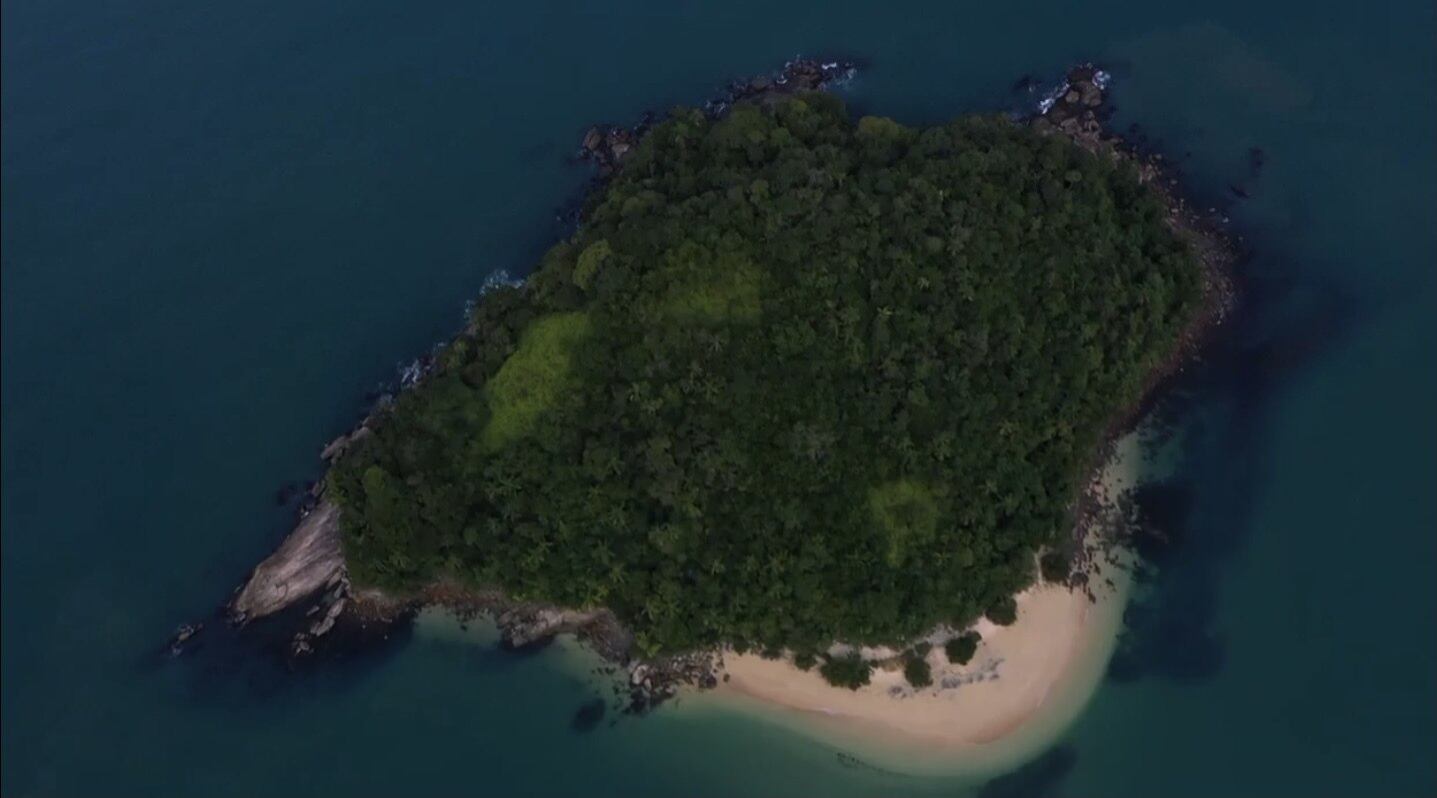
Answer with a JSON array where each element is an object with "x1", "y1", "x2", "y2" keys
[
  {"x1": 675, "y1": 432, "x2": 1147, "y2": 775},
  {"x1": 185, "y1": 58, "x2": 1239, "y2": 758}
]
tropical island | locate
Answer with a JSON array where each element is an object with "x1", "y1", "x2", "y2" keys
[{"x1": 208, "y1": 61, "x2": 1232, "y2": 746}]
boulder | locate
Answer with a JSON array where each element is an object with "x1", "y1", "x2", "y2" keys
[
  {"x1": 581, "y1": 127, "x2": 603, "y2": 153},
  {"x1": 500, "y1": 606, "x2": 604, "y2": 649},
  {"x1": 167, "y1": 622, "x2": 204, "y2": 656}
]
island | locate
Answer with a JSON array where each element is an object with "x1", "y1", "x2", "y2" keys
[{"x1": 210, "y1": 61, "x2": 1233, "y2": 750}]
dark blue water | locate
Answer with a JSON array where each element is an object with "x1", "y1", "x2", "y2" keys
[{"x1": 4, "y1": 1, "x2": 1434, "y2": 795}]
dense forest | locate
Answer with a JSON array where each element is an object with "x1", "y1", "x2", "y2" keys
[{"x1": 328, "y1": 92, "x2": 1203, "y2": 660}]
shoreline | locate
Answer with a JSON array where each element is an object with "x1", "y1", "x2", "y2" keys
[
  {"x1": 182, "y1": 58, "x2": 1239, "y2": 755},
  {"x1": 673, "y1": 432, "x2": 1145, "y2": 775}
]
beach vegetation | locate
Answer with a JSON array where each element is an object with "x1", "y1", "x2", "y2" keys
[
  {"x1": 1040, "y1": 551, "x2": 1071, "y2": 583},
  {"x1": 819, "y1": 653, "x2": 873, "y2": 690},
  {"x1": 945, "y1": 631, "x2": 981, "y2": 664},
  {"x1": 904, "y1": 654, "x2": 934, "y2": 688},
  {"x1": 986, "y1": 596, "x2": 1019, "y2": 626}
]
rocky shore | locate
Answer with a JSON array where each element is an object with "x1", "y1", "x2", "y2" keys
[
  {"x1": 1031, "y1": 64, "x2": 1240, "y2": 593},
  {"x1": 577, "y1": 57, "x2": 857, "y2": 173},
  {"x1": 176, "y1": 57, "x2": 1238, "y2": 715}
]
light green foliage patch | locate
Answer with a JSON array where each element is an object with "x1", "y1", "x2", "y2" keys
[
  {"x1": 654, "y1": 242, "x2": 763, "y2": 324},
  {"x1": 869, "y1": 479, "x2": 940, "y2": 566},
  {"x1": 573, "y1": 239, "x2": 612, "y2": 291},
  {"x1": 481, "y1": 311, "x2": 590, "y2": 450}
]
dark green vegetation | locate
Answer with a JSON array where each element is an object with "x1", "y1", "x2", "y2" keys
[
  {"x1": 329, "y1": 92, "x2": 1204, "y2": 658},
  {"x1": 1040, "y1": 550, "x2": 1071, "y2": 583},
  {"x1": 985, "y1": 596, "x2": 1019, "y2": 626},
  {"x1": 946, "y1": 631, "x2": 981, "y2": 665},
  {"x1": 820, "y1": 653, "x2": 874, "y2": 690},
  {"x1": 904, "y1": 654, "x2": 934, "y2": 688}
]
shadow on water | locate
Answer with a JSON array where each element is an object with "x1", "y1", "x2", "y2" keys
[
  {"x1": 977, "y1": 261, "x2": 1363, "y2": 797},
  {"x1": 140, "y1": 602, "x2": 418, "y2": 711},
  {"x1": 570, "y1": 697, "x2": 608, "y2": 732},
  {"x1": 976, "y1": 745, "x2": 1079, "y2": 798},
  {"x1": 1107, "y1": 254, "x2": 1364, "y2": 685}
]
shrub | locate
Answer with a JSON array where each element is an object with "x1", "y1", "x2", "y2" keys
[
  {"x1": 945, "y1": 631, "x2": 980, "y2": 664},
  {"x1": 904, "y1": 654, "x2": 933, "y2": 688},
  {"x1": 1040, "y1": 551, "x2": 1071, "y2": 583},
  {"x1": 986, "y1": 596, "x2": 1018, "y2": 626},
  {"x1": 819, "y1": 653, "x2": 872, "y2": 690}
]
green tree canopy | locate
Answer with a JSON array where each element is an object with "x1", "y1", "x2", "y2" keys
[
  {"x1": 904, "y1": 654, "x2": 934, "y2": 688},
  {"x1": 328, "y1": 93, "x2": 1203, "y2": 656},
  {"x1": 820, "y1": 653, "x2": 874, "y2": 690},
  {"x1": 946, "y1": 631, "x2": 981, "y2": 665}
]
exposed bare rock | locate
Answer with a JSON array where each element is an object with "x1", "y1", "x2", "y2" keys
[
  {"x1": 320, "y1": 426, "x2": 371, "y2": 462},
  {"x1": 623, "y1": 649, "x2": 721, "y2": 713},
  {"x1": 308, "y1": 597, "x2": 346, "y2": 637},
  {"x1": 229, "y1": 500, "x2": 345, "y2": 624},
  {"x1": 166, "y1": 621, "x2": 204, "y2": 656},
  {"x1": 498, "y1": 606, "x2": 606, "y2": 649}
]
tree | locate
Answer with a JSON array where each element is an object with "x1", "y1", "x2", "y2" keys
[
  {"x1": 945, "y1": 631, "x2": 980, "y2": 665},
  {"x1": 819, "y1": 653, "x2": 872, "y2": 690},
  {"x1": 986, "y1": 596, "x2": 1018, "y2": 626},
  {"x1": 1040, "y1": 551, "x2": 1070, "y2": 584},
  {"x1": 904, "y1": 654, "x2": 933, "y2": 688}
]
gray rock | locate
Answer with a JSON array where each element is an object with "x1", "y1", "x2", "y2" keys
[
  {"x1": 320, "y1": 427, "x2": 371, "y2": 462},
  {"x1": 230, "y1": 500, "x2": 345, "y2": 623},
  {"x1": 581, "y1": 127, "x2": 603, "y2": 152},
  {"x1": 167, "y1": 622, "x2": 203, "y2": 656}
]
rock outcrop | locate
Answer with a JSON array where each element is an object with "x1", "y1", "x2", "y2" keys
[
  {"x1": 229, "y1": 499, "x2": 345, "y2": 624},
  {"x1": 319, "y1": 426, "x2": 371, "y2": 462},
  {"x1": 166, "y1": 621, "x2": 204, "y2": 656},
  {"x1": 578, "y1": 57, "x2": 856, "y2": 175},
  {"x1": 623, "y1": 649, "x2": 721, "y2": 713},
  {"x1": 497, "y1": 607, "x2": 605, "y2": 650}
]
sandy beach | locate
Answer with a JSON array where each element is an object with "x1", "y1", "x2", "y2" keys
[
  {"x1": 713, "y1": 581, "x2": 1104, "y2": 748},
  {"x1": 682, "y1": 432, "x2": 1147, "y2": 772}
]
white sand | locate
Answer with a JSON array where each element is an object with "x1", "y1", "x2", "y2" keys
[
  {"x1": 680, "y1": 433, "x2": 1146, "y2": 774},
  {"x1": 717, "y1": 581, "x2": 1100, "y2": 742},
  {"x1": 693, "y1": 573, "x2": 1129, "y2": 778}
]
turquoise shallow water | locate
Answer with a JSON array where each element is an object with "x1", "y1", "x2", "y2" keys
[{"x1": 3, "y1": 1, "x2": 1435, "y2": 795}]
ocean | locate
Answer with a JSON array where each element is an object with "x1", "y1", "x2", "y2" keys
[{"x1": 3, "y1": 0, "x2": 1434, "y2": 795}]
